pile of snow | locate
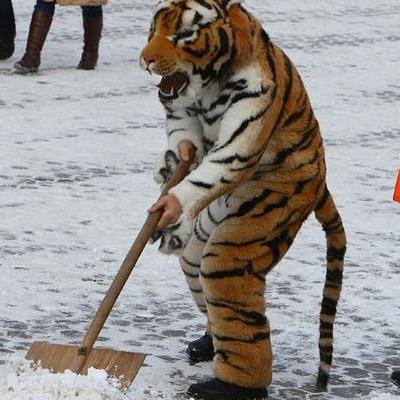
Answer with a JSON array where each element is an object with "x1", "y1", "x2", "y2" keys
[
  {"x1": 0, "y1": 359, "x2": 125, "y2": 400},
  {"x1": 0, "y1": 357, "x2": 195, "y2": 400}
]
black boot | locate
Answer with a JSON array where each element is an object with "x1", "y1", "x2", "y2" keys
[
  {"x1": 14, "y1": 10, "x2": 53, "y2": 73},
  {"x1": 0, "y1": 35, "x2": 14, "y2": 60},
  {"x1": 391, "y1": 370, "x2": 400, "y2": 387},
  {"x1": 0, "y1": 0, "x2": 16, "y2": 60},
  {"x1": 187, "y1": 378, "x2": 268, "y2": 400},
  {"x1": 187, "y1": 332, "x2": 214, "y2": 363},
  {"x1": 77, "y1": 15, "x2": 102, "y2": 70}
]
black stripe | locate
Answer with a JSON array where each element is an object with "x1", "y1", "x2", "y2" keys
[
  {"x1": 208, "y1": 93, "x2": 230, "y2": 111},
  {"x1": 181, "y1": 256, "x2": 200, "y2": 268},
  {"x1": 201, "y1": 260, "x2": 265, "y2": 282},
  {"x1": 189, "y1": 180, "x2": 214, "y2": 189},
  {"x1": 193, "y1": 11, "x2": 203, "y2": 24},
  {"x1": 230, "y1": 89, "x2": 266, "y2": 106},
  {"x1": 284, "y1": 106, "x2": 306, "y2": 128},
  {"x1": 183, "y1": 32, "x2": 210, "y2": 58},
  {"x1": 227, "y1": 189, "x2": 272, "y2": 218},
  {"x1": 282, "y1": 55, "x2": 294, "y2": 106},
  {"x1": 326, "y1": 268, "x2": 343, "y2": 285},
  {"x1": 207, "y1": 206, "x2": 219, "y2": 225},
  {"x1": 167, "y1": 128, "x2": 186, "y2": 137},
  {"x1": 320, "y1": 321, "x2": 333, "y2": 330},
  {"x1": 204, "y1": 89, "x2": 267, "y2": 125},
  {"x1": 224, "y1": 79, "x2": 248, "y2": 91},
  {"x1": 294, "y1": 149, "x2": 320, "y2": 171},
  {"x1": 321, "y1": 297, "x2": 337, "y2": 316},
  {"x1": 197, "y1": 217, "x2": 210, "y2": 239},
  {"x1": 273, "y1": 122, "x2": 318, "y2": 165},
  {"x1": 211, "y1": 152, "x2": 255, "y2": 164},
  {"x1": 252, "y1": 196, "x2": 289, "y2": 218},
  {"x1": 327, "y1": 246, "x2": 346, "y2": 263},
  {"x1": 261, "y1": 29, "x2": 270, "y2": 44},
  {"x1": 203, "y1": 26, "x2": 232, "y2": 78},
  {"x1": 173, "y1": 28, "x2": 196, "y2": 44},
  {"x1": 322, "y1": 214, "x2": 342, "y2": 233},
  {"x1": 294, "y1": 175, "x2": 315, "y2": 195},
  {"x1": 201, "y1": 263, "x2": 250, "y2": 279},
  {"x1": 202, "y1": 251, "x2": 218, "y2": 258},
  {"x1": 215, "y1": 349, "x2": 228, "y2": 362},
  {"x1": 214, "y1": 331, "x2": 270, "y2": 343},
  {"x1": 212, "y1": 106, "x2": 269, "y2": 152},
  {"x1": 225, "y1": 315, "x2": 267, "y2": 327},
  {"x1": 229, "y1": 158, "x2": 261, "y2": 172},
  {"x1": 206, "y1": 297, "x2": 248, "y2": 307},
  {"x1": 220, "y1": 177, "x2": 233, "y2": 184},
  {"x1": 166, "y1": 113, "x2": 182, "y2": 120},
  {"x1": 195, "y1": 0, "x2": 213, "y2": 9},
  {"x1": 182, "y1": 269, "x2": 199, "y2": 278},
  {"x1": 315, "y1": 185, "x2": 330, "y2": 211},
  {"x1": 319, "y1": 352, "x2": 333, "y2": 365},
  {"x1": 193, "y1": 224, "x2": 208, "y2": 242},
  {"x1": 212, "y1": 236, "x2": 265, "y2": 247}
]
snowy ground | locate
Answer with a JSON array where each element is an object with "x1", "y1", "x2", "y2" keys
[{"x1": 1, "y1": 0, "x2": 399, "y2": 399}]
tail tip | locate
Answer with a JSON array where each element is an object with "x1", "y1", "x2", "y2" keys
[{"x1": 316, "y1": 367, "x2": 329, "y2": 390}]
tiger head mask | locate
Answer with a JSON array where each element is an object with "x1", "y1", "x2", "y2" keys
[{"x1": 140, "y1": 0, "x2": 255, "y2": 98}]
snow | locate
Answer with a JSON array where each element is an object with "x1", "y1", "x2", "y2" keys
[{"x1": 0, "y1": 0, "x2": 399, "y2": 399}]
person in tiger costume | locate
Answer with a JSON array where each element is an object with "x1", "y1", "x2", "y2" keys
[{"x1": 141, "y1": 0, "x2": 346, "y2": 399}]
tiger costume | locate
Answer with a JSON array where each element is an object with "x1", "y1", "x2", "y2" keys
[{"x1": 140, "y1": 0, "x2": 346, "y2": 398}]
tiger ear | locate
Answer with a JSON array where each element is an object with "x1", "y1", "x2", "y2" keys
[
  {"x1": 228, "y1": 3, "x2": 254, "y2": 68},
  {"x1": 221, "y1": 0, "x2": 243, "y2": 9}
]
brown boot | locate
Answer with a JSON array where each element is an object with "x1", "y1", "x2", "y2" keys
[
  {"x1": 77, "y1": 15, "x2": 102, "y2": 70},
  {"x1": 14, "y1": 10, "x2": 53, "y2": 74}
]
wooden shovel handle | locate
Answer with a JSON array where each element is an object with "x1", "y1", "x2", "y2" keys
[{"x1": 78, "y1": 145, "x2": 196, "y2": 358}]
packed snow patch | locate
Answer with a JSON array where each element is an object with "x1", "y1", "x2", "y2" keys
[
  {"x1": 0, "y1": 358, "x2": 126, "y2": 400},
  {"x1": 366, "y1": 393, "x2": 400, "y2": 400}
]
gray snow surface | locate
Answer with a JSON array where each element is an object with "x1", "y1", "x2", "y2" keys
[{"x1": 0, "y1": 0, "x2": 399, "y2": 399}]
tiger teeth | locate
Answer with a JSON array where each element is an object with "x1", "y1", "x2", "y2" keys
[{"x1": 178, "y1": 82, "x2": 188, "y2": 93}]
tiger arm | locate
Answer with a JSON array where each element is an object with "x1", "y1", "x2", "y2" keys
[
  {"x1": 154, "y1": 104, "x2": 205, "y2": 185},
  {"x1": 169, "y1": 77, "x2": 284, "y2": 219}
]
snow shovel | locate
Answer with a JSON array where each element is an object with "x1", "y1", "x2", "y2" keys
[{"x1": 25, "y1": 147, "x2": 196, "y2": 390}]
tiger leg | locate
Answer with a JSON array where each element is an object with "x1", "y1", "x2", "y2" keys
[
  {"x1": 200, "y1": 200, "x2": 308, "y2": 388},
  {"x1": 180, "y1": 230, "x2": 208, "y2": 315},
  {"x1": 314, "y1": 184, "x2": 346, "y2": 388},
  {"x1": 179, "y1": 200, "x2": 224, "y2": 318}
]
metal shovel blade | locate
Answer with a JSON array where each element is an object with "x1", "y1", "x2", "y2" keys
[{"x1": 26, "y1": 341, "x2": 146, "y2": 390}]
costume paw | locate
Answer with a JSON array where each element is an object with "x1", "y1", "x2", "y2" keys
[
  {"x1": 154, "y1": 149, "x2": 180, "y2": 185},
  {"x1": 154, "y1": 213, "x2": 195, "y2": 255}
]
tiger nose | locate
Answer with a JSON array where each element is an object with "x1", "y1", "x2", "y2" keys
[
  {"x1": 139, "y1": 53, "x2": 156, "y2": 71},
  {"x1": 143, "y1": 55, "x2": 156, "y2": 65}
]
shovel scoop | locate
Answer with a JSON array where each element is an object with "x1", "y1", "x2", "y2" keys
[{"x1": 25, "y1": 148, "x2": 195, "y2": 390}]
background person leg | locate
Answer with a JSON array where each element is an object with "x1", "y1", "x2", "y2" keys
[
  {"x1": 77, "y1": 6, "x2": 103, "y2": 70},
  {"x1": 0, "y1": 0, "x2": 16, "y2": 60}
]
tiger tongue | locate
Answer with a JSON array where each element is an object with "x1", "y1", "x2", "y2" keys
[{"x1": 158, "y1": 72, "x2": 188, "y2": 96}]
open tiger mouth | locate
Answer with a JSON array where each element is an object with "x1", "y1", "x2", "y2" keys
[{"x1": 157, "y1": 72, "x2": 190, "y2": 98}]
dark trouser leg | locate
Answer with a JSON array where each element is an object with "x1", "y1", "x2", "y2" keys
[
  {"x1": 0, "y1": 0, "x2": 16, "y2": 60},
  {"x1": 77, "y1": 6, "x2": 103, "y2": 70},
  {"x1": 14, "y1": 1, "x2": 54, "y2": 73}
]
